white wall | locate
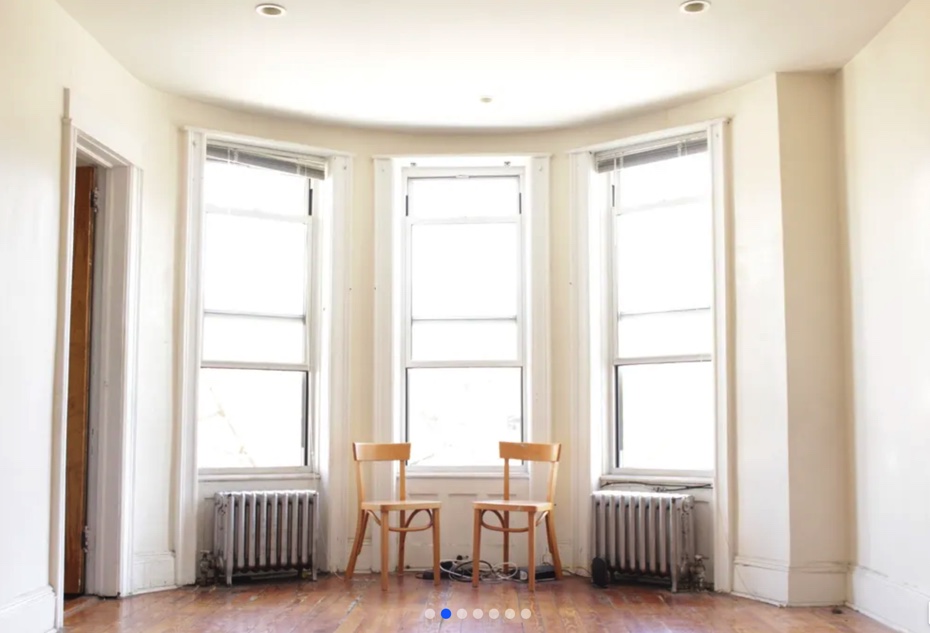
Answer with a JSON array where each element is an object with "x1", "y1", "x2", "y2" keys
[
  {"x1": 840, "y1": 1, "x2": 930, "y2": 630},
  {"x1": 0, "y1": 0, "x2": 175, "y2": 628}
]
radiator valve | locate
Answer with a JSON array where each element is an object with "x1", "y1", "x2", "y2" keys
[
  {"x1": 197, "y1": 551, "x2": 216, "y2": 586},
  {"x1": 689, "y1": 555, "x2": 706, "y2": 591}
]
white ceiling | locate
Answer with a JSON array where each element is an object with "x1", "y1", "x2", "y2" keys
[{"x1": 56, "y1": 0, "x2": 906, "y2": 131}]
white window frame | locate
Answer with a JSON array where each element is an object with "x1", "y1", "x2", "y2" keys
[
  {"x1": 197, "y1": 143, "x2": 320, "y2": 474},
  {"x1": 401, "y1": 166, "x2": 526, "y2": 473},
  {"x1": 567, "y1": 120, "x2": 733, "y2": 588},
  {"x1": 176, "y1": 129, "x2": 353, "y2": 582},
  {"x1": 373, "y1": 155, "x2": 551, "y2": 481},
  {"x1": 605, "y1": 134, "x2": 715, "y2": 479}
]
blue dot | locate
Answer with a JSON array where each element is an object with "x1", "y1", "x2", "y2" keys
[{"x1": 440, "y1": 608, "x2": 452, "y2": 619}]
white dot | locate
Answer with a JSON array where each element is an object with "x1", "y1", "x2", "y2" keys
[
  {"x1": 456, "y1": 609, "x2": 467, "y2": 619},
  {"x1": 473, "y1": 609, "x2": 484, "y2": 619},
  {"x1": 521, "y1": 608, "x2": 532, "y2": 619},
  {"x1": 489, "y1": 608, "x2": 500, "y2": 619},
  {"x1": 505, "y1": 608, "x2": 516, "y2": 619},
  {"x1": 424, "y1": 609, "x2": 435, "y2": 619}
]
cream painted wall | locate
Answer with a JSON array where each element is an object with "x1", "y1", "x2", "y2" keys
[
  {"x1": 777, "y1": 73, "x2": 848, "y2": 605},
  {"x1": 840, "y1": 0, "x2": 930, "y2": 630},
  {"x1": 0, "y1": 0, "x2": 176, "y2": 627}
]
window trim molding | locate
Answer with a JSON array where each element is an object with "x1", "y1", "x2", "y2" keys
[
  {"x1": 567, "y1": 118, "x2": 734, "y2": 590},
  {"x1": 176, "y1": 130, "x2": 352, "y2": 582},
  {"x1": 372, "y1": 154, "x2": 551, "y2": 501}
]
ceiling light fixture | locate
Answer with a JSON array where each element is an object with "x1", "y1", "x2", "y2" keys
[
  {"x1": 256, "y1": 3, "x2": 287, "y2": 17},
  {"x1": 480, "y1": 96, "x2": 493, "y2": 104},
  {"x1": 680, "y1": 0, "x2": 711, "y2": 14}
]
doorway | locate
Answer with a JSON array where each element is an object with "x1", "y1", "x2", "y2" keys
[
  {"x1": 51, "y1": 111, "x2": 144, "y2": 629},
  {"x1": 64, "y1": 164, "x2": 99, "y2": 597}
]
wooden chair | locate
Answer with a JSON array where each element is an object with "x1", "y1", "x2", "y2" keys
[
  {"x1": 344, "y1": 442, "x2": 441, "y2": 591},
  {"x1": 472, "y1": 441, "x2": 563, "y2": 591}
]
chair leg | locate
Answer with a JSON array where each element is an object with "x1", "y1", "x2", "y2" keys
[
  {"x1": 472, "y1": 509, "x2": 482, "y2": 588},
  {"x1": 397, "y1": 510, "x2": 406, "y2": 576},
  {"x1": 380, "y1": 510, "x2": 390, "y2": 591},
  {"x1": 345, "y1": 510, "x2": 368, "y2": 581},
  {"x1": 503, "y1": 511, "x2": 510, "y2": 573},
  {"x1": 527, "y1": 511, "x2": 536, "y2": 592},
  {"x1": 545, "y1": 512, "x2": 563, "y2": 580},
  {"x1": 431, "y1": 509, "x2": 441, "y2": 587}
]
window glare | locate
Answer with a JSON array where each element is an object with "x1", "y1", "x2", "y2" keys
[
  {"x1": 405, "y1": 171, "x2": 524, "y2": 468},
  {"x1": 407, "y1": 176, "x2": 519, "y2": 218},
  {"x1": 613, "y1": 137, "x2": 715, "y2": 473},
  {"x1": 411, "y1": 223, "x2": 518, "y2": 319},
  {"x1": 198, "y1": 150, "x2": 313, "y2": 470},
  {"x1": 618, "y1": 152, "x2": 710, "y2": 208},
  {"x1": 407, "y1": 368, "x2": 522, "y2": 467},
  {"x1": 204, "y1": 161, "x2": 308, "y2": 217},
  {"x1": 617, "y1": 363, "x2": 714, "y2": 471},
  {"x1": 198, "y1": 369, "x2": 305, "y2": 468}
]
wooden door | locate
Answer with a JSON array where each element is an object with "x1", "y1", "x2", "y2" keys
[{"x1": 65, "y1": 166, "x2": 97, "y2": 595}]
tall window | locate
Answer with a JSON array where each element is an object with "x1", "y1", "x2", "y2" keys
[
  {"x1": 598, "y1": 134, "x2": 715, "y2": 473},
  {"x1": 197, "y1": 143, "x2": 323, "y2": 469},
  {"x1": 403, "y1": 170, "x2": 524, "y2": 468}
]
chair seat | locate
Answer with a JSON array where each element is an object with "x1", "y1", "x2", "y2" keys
[
  {"x1": 361, "y1": 500, "x2": 441, "y2": 512},
  {"x1": 473, "y1": 499, "x2": 553, "y2": 512}
]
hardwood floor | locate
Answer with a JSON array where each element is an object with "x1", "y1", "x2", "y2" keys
[{"x1": 63, "y1": 575, "x2": 894, "y2": 633}]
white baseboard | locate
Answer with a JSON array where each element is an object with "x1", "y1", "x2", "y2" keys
[
  {"x1": 733, "y1": 556, "x2": 847, "y2": 606},
  {"x1": 132, "y1": 552, "x2": 177, "y2": 593},
  {"x1": 849, "y1": 565, "x2": 930, "y2": 633},
  {"x1": 0, "y1": 586, "x2": 56, "y2": 633},
  {"x1": 733, "y1": 556, "x2": 790, "y2": 605}
]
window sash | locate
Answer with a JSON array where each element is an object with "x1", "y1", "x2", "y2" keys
[
  {"x1": 401, "y1": 169, "x2": 527, "y2": 464},
  {"x1": 612, "y1": 359, "x2": 714, "y2": 473},
  {"x1": 197, "y1": 366, "x2": 310, "y2": 469},
  {"x1": 606, "y1": 134, "x2": 714, "y2": 473},
  {"x1": 198, "y1": 158, "x2": 317, "y2": 469}
]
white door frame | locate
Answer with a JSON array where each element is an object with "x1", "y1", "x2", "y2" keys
[{"x1": 50, "y1": 100, "x2": 142, "y2": 628}]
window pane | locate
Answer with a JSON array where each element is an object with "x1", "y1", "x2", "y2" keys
[
  {"x1": 407, "y1": 368, "x2": 521, "y2": 467},
  {"x1": 412, "y1": 320, "x2": 517, "y2": 361},
  {"x1": 615, "y1": 202, "x2": 711, "y2": 314},
  {"x1": 198, "y1": 369, "x2": 305, "y2": 468},
  {"x1": 203, "y1": 214, "x2": 307, "y2": 315},
  {"x1": 617, "y1": 362, "x2": 714, "y2": 471},
  {"x1": 202, "y1": 314, "x2": 305, "y2": 364},
  {"x1": 411, "y1": 223, "x2": 518, "y2": 319},
  {"x1": 618, "y1": 152, "x2": 710, "y2": 209},
  {"x1": 407, "y1": 176, "x2": 520, "y2": 218},
  {"x1": 617, "y1": 310, "x2": 712, "y2": 359},
  {"x1": 204, "y1": 161, "x2": 308, "y2": 217}
]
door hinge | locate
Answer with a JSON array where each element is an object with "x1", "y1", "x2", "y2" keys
[
  {"x1": 82, "y1": 526, "x2": 90, "y2": 553},
  {"x1": 91, "y1": 186, "x2": 100, "y2": 214}
]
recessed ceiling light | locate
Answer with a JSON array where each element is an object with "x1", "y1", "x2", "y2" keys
[
  {"x1": 480, "y1": 96, "x2": 493, "y2": 104},
  {"x1": 256, "y1": 3, "x2": 287, "y2": 17},
  {"x1": 680, "y1": 0, "x2": 711, "y2": 14}
]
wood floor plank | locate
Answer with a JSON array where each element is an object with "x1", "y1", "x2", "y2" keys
[{"x1": 63, "y1": 576, "x2": 895, "y2": 633}]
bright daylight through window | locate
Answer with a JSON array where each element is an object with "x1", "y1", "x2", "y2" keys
[
  {"x1": 602, "y1": 134, "x2": 715, "y2": 472},
  {"x1": 404, "y1": 172, "x2": 524, "y2": 468},
  {"x1": 197, "y1": 145, "x2": 317, "y2": 469}
]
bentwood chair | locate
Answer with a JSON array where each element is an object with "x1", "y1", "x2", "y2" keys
[
  {"x1": 472, "y1": 442, "x2": 563, "y2": 591},
  {"x1": 344, "y1": 442, "x2": 441, "y2": 591}
]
